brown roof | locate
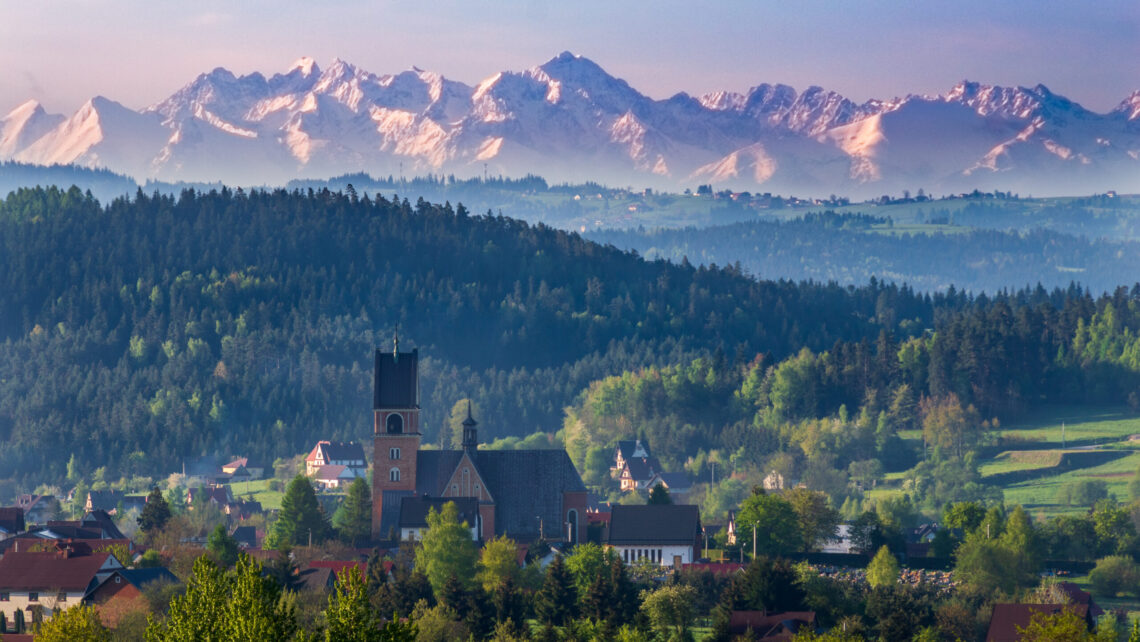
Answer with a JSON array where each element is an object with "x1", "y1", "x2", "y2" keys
[
  {"x1": 0, "y1": 551, "x2": 117, "y2": 591},
  {"x1": 986, "y1": 603, "x2": 1090, "y2": 642},
  {"x1": 728, "y1": 610, "x2": 816, "y2": 639},
  {"x1": 296, "y1": 566, "x2": 336, "y2": 592},
  {"x1": 0, "y1": 506, "x2": 25, "y2": 533}
]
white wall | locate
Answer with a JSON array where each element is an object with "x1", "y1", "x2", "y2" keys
[{"x1": 612, "y1": 544, "x2": 693, "y2": 566}]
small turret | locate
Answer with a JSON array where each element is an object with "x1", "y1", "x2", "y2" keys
[{"x1": 462, "y1": 401, "x2": 478, "y2": 452}]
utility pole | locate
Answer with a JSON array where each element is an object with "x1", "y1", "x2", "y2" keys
[{"x1": 753, "y1": 524, "x2": 757, "y2": 560}]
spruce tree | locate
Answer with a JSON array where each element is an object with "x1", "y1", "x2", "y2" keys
[
  {"x1": 647, "y1": 483, "x2": 672, "y2": 505},
  {"x1": 137, "y1": 487, "x2": 172, "y2": 534},
  {"x1": 535, "y1": 555, "x2": 577, "y2": 627},
  {"x1": 273, "y1": 474, "x2": 330, "y2": 548},
  {"x1": 333, "y1": 477, "x2": 372, "y2": 546}
]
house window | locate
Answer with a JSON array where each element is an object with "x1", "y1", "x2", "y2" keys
[
  {"x1": 115, "y1": 576, "x2": 122, "y2": 584},
  {"x1": 28, "y1": 592, "x2": 38, "y2": 602},
  {"x1": 389, "y1": 468, "x2": 401, "y2": 482},
  {"x1": 658, "y1": 549, "x2": 663, "y2": 563},
  {"x1": 0, "y1": 591, "x2": 8, "y2": 601},
  {"x1": 390, "y1": 447, "x2": 401, "y2": 460},
  {"x1": 57, "y1": 591, "x2": 67, "y2": 602}
]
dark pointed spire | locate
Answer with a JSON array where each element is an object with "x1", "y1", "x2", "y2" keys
[
  {"x1": 462, "y1": 400, "x2": 478, "y2": 451},
  {"x1": 392, "y1": 324, "x2": 400, "y2": 362}
]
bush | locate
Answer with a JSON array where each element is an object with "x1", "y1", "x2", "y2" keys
[
  {"x1": 1088, "y1": 555, "x2": 1139, "y2": 597},
  {"x1": 1056, "y1": 479, "x2": 1108, "y2": 506}
]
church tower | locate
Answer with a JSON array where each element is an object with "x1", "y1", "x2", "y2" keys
[{"x1": 371, "y1": 336, "x2": 420, "y2": 539}]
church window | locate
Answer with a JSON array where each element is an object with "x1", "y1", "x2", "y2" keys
[
  {"x1": 386, "y1": 413, "x2": 403, "y2": 434},
  {"x1": 389, "y1": 467, "x2": 400, "y2": 482},
  {"x1": 452, "y1": 484, "x2": 458, "y2": 493},
  {"x1": 390, "y1": 447, "x2": 401, "y2": 460}
]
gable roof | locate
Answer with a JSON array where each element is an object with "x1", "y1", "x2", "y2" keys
[
  {"x1": 651, "y1": 472, "x2": 692, "y2": 490},
  {"x1": 296, "y1": 566, "x2": 337, "y2": 592},
  {"x1": 110, "y1": 567, "x2": 179, "y2": 589},
  {"x1": 623, "y1": 456, "x2": 661, "y2": 482},
  {"x1": 86, "y1": 490, "x2": 125, "y2": 511},
  {"x1": 986, "y1": 603, "x2": 1090, "y2": 642},
  {"x1": 231, "y1": 525, "x2": 258, "y2": 547},
  {"x1": 307, "y1": 441, "x2": 366, "y2": 464},
  {"x1": 187, "y1": 486, "x2": 232, "y2": 505},
  {"x1": 727, "y1": 610, "x2": 816, "y2": 638},
  {"x1": 399, "y1": 496, "x2": 480, "y2": 529},
  {"x1": 608, "y1": 504, "x2": 701, "y2": 546},
  {"x1": 0, "y1": 551, "x2": 119, "y2": 591},
  {"x1": 616, "y1": 440, "x2": 651, "y2": 460},
  {"x1": 1056, "y1": 582, "x2": 1105, "y2": 616},
  {"x1": 314, "y1": 464, "x2": 349, "y2": 481},
  {"x1": 411, "y1": 448, "x2": 586, "y2": 541}
]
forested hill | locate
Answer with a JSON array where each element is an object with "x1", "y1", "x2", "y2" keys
[
  {"x1": 0, "y1": 186, "x2": 930, "y2": 485},
  {"x1": 588, "y1": 212, "x2": 1140, "y2": 294}
]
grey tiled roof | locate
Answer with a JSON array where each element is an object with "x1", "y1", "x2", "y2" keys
[
  {"x1": 608, "y1": 504, "x2": 701, "y2": 545},
  {"x1": 410, "y1": 449, "x2": 586, "y2": 541}
]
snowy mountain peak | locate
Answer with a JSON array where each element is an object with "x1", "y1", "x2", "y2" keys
[
  {"x1": 290, "y1": 57, "x2": 319, "y2": 76},
  {"x1": 4, "y1": 54, "x2": 1139, "y2": 198}
]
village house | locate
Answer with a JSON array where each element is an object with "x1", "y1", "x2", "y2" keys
[
  {"x1": 645, "y1": 471, "x2": 693, "y2": 501},
  {"x1": 86, "y1": 567, "x2": 179, "y2": 628},
  {"x1": 221, "y1": 457, "x2": 264, "y2": 479},
  {"x1": 986, "y1": 603, "x2": 1092, "y2": 642},
  {"x1": 312, "y1": 464, "x2": 366, "y2": 490},
  {"x1": 186, "y1": 485, "x2": 233, "y2": 509},
  {"x1": 14, "y1": 495, "x2": 57, "y2": 524},
  {"x1": 371, "y1": 345, "x2": 587, "y2": 543},
  {"x1": 0, "y1": 548, "x2": 123, "y2": 632},
  {"x1": 607, "y1": 504, "x2": 702, "y2": 567},
  {"x1": 611, "y1": 440, "x2": 662, "y2": 492},
  {"x1": 306, "y1": 441, "x2": 367, "y2": 478}
]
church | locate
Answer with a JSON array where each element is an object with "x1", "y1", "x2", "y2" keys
[{"x1": 370, "y1": 345, "x2": 587, "y2": 544}]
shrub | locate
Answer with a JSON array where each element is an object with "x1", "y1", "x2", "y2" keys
[
  {"x1": 1056, "y1": 479, "x2": 1108, "y2": 506},
  {"x1": 1088, "y1": 555, "x2": 1139, "y2": 597}
]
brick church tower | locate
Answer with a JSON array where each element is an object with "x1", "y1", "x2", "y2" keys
[{"x1": 371, "y1": 339, "x2": 421, "y2": 539}]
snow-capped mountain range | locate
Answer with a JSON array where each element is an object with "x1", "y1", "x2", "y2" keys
[{"x1": 3, "y1": 52, "x2": 1139, "y2": 197}]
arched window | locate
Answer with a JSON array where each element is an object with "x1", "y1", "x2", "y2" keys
[
  {"x1": 386, "y1": 413, "x2": 403, "y2": 434},
  {"x1": 566, "y1": 509, "x2": 579, "y2": 545},
  {"x1": 389, "y1": 467, "x2": 401, "y2": 482},
  {"x1": 390, "y1": 447, "x2": 401, "y2": 460}
]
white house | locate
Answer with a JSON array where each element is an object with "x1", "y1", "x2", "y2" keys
[
  {"x1": 608, "y1": 504, "x2": 702, "y2": 567},
  {"x1": 305, "y1": 441, "x2": 367, "y2": 477},
  {"x1": 396, "y1": 497, "x2": 480, "y2": 541}
]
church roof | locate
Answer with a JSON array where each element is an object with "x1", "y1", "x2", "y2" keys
[
  {"x1": 374, "y1": 349, "x2": 418, "y2": 409},
  {"x1": 399, "y1": 496, "x2": 480, "y2": 529},
  {"x1": 412, "y1": 449, "x2": 586, "y2": 541}
]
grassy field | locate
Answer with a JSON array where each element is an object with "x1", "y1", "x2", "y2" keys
[
  {"x1": 1000, "y1": 450, "x2": 1140, "y2": 515},
  {"x1": 995, "y1": 406, "x2": 1140, "y2": 447},
  {"x1": 978, "y1": 450, "x2": 1064, "y2": 477},
  {"x1": 227, "y1": 479, "x2": 284, "y2": 511}
]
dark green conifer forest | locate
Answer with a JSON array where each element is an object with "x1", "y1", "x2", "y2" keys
[{"x1": 1, "y1": 185, "x2": 1139, "y2": 489}]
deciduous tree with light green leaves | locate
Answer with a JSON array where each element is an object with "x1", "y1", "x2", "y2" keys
[
  {"x1": 735, "y1": 490, "x2": 803, "y2": 557},
  {"x1": 325, "y1": 565, "x2": 416, "y2": 642},
  {"x1": 415, "y1": 502, "x2": 478, "y2": 595},
  {"x1": 641, "y1": 583, "x2": 699, "y2": 641},
  {"x1": 477, "y1": 535, "x2": 521, "y2": 592},
  {"x1": 31, "y1": 603, "x2": 109, "y2": 642},
  {"x1": 866, "y1": 545, "x2": 899, "y2": 588}
]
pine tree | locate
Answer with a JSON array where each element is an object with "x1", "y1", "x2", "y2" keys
[
  {"x1": 142, "y1": 486, "x2": 175, "y2": 531},
  {"x1": 273, "y1": 474, "x2": 330, "y2": 548},
  {"x1": 647, "y1": 483, "x2": 672, "y2": 505},
  {"x1": 207, "y1": 523, "x2": 240, "y2": 567},
  {"x1": 535, "y1": 555, "x2": 577, "y2": 627},
  {"x1": 334, "y1": 477, "x2": 372, "y2": 546},
  {"x1": 325, "y1": 566, "x2": 379, "y2": 642}
]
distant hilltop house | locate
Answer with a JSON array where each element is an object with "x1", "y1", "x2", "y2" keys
[
  {"x1": 371, "y1": 344, "x2": 588, "y2": 543},
  {"x1": 306, "y1": 441, "x2": 367, "y2": 481},
  {"x1": 221, "y1": 457, "x2": 264, "y2": 480},
  {"x1": 612, "y1": 440, "x2": 664, "y2": 492},
  {"x1": 607, "y1": 504, "x2": 702, "y2": 567}
]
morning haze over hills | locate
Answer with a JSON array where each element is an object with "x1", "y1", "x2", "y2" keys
[{"x1": 3, "y1": 51, "x2": 1140, "y2": 198}]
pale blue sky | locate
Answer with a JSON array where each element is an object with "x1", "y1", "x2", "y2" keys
[{"x1": 3, "y1": 1, "x2": 1138, "y2": 115}]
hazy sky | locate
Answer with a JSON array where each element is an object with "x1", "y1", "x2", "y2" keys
[{"x1": 3, "y1": 0, "x2": 1138, "y2": 116}]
